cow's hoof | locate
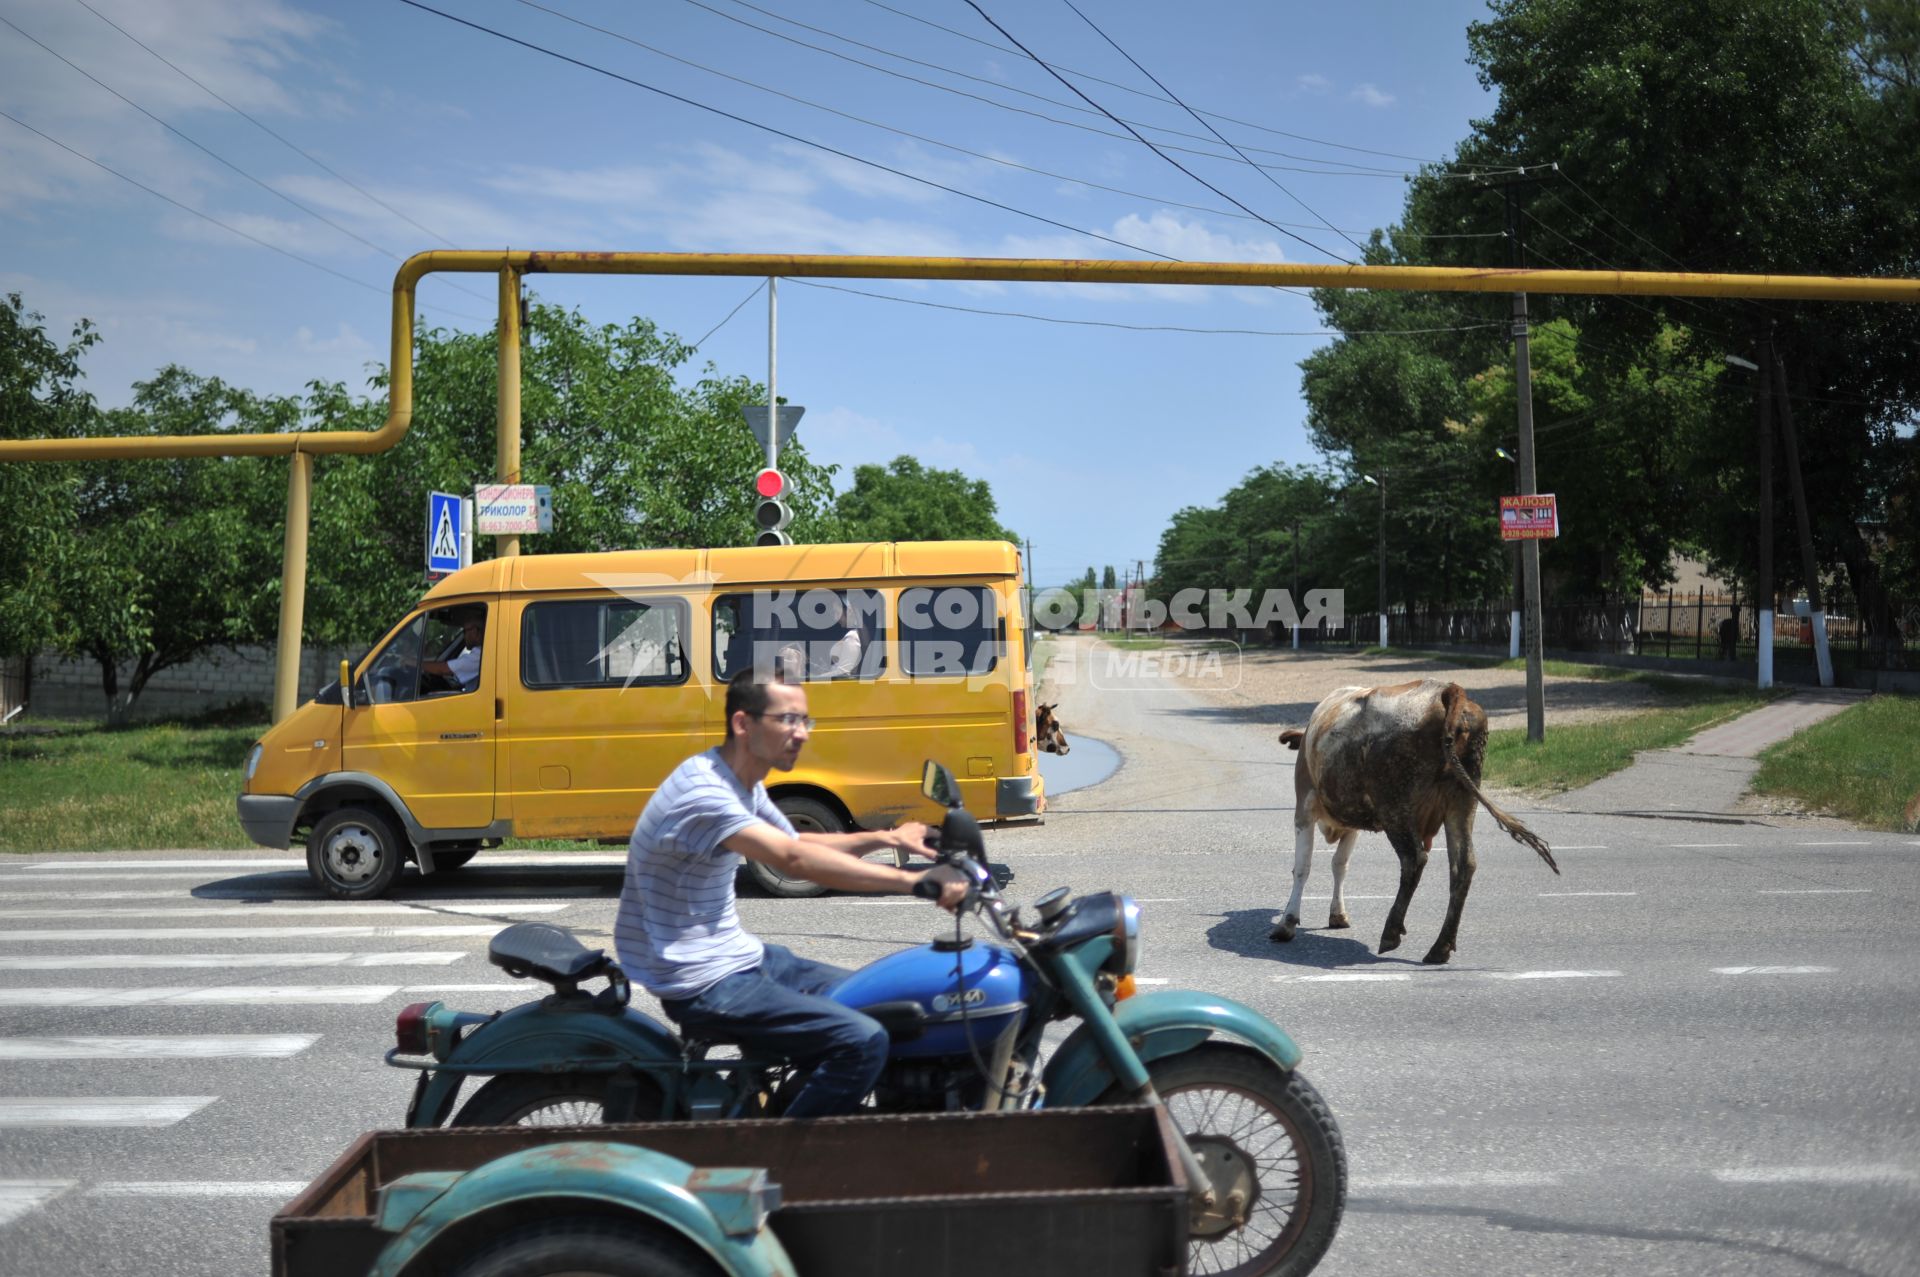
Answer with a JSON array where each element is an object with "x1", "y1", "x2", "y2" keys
[
  {"x1": 1377, "y1": 931, "x2": 1402, "y2": 954},
  {"x1": 1327, "y1": 911, "x2": 1351, "y2": 930},
  {"x1": 1420, "y1": 946, "x2": 1452, "y2": 965},
  {"x1": 1269, "y1": 915, "x2": 1298, "y2": 943}
]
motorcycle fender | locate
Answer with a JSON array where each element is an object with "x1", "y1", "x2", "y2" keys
[
  {"x1": 1040, "y1": 989, "x2": 1304, "y2": 1108},
  {"x1": 408, "y1": 1000, "x2": 682, "y2": 1129},
  {"x1": 368, "y1": 1141, "x2": 795, "y2": 1277}
]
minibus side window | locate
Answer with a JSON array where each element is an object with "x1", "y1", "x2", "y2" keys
[
  {"x1": 711, "y1": 589, "x2": 888, "y2": 682},
  {"x1": 523, "y1": 598, "x2": 691, "y2": 689},
  {"x1": 360, "y1": 615, "x2": 427, "y2": 705},
  {"x1": 900, "y1": 587, "x2": 1002, "y2": 677}
]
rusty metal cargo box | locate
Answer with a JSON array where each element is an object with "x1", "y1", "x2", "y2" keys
[{"x1": 272, "y1": 1106, "x2": 1189, "y2": 1277}]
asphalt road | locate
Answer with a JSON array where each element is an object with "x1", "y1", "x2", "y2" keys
[{"x1": 2, "y1": 655, "x2": 1917, "y2": 1275}]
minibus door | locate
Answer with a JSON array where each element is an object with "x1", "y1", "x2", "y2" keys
[{"x1": 344, "y1": 605, "x2": 497, "y2": 834}]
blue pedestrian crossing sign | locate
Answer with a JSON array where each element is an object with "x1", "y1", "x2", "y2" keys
[{"x1": 426, "y1": 492, "x2": 464, "y2": 576}]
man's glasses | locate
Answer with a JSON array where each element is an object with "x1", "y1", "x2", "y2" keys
[{"x1": 751, "y1": 712, "x2": 814, "y2": 731}]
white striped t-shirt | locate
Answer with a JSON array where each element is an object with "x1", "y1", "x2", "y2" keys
[{"x1": 613, "y1": 748, "x2": 796, "y2": 999}]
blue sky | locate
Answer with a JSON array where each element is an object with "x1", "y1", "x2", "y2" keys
[{"x1": 1, "y1": 0, "x2": 1499, "y2": 586}]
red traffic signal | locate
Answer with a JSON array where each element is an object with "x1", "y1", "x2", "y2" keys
[{"x1": 755, "y1": 468, "x2": 785, "y2": 499}]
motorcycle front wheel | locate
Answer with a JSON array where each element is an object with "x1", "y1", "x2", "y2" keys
[
  {"x1": 450, "y1": 1073, "x2": 663, "y2": 1127},
  {"x1": 1098, "y1": 1044, "x2": 1346, "y2": 1277}
]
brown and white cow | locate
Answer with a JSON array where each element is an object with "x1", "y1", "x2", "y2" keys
[
  {"x1": 1272, "y1": 679, "x2": 1558, "y2": 965},
  {"x1": 1035, "y1": 702, "x2": 1070, "y2": 755}
]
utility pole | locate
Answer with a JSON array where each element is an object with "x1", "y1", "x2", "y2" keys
[
  {"x1": 1494, "y1": 175, "x2": 1549, "y2": 741},
  {"x1": 1376, "y1": 472, "x2": 1388, "y2": 648},
  {"x1": 1768, "y1": 335, "x2": 1834, "y2": 686},
  {"x1": 1291, "y1": 516, "x2": 1302, "y2": 650},
  {"x1": 496, "y1": 266, "x2": 523, "y2": 559}
]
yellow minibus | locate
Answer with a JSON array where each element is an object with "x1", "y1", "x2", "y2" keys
[{"x1": 237, "y1": 541, "x2": 1044, "y2": 899}]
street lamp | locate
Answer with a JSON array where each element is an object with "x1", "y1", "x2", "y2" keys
[{"x1": 1362, "y1": 474, "x2": 1386, "y2": 647}]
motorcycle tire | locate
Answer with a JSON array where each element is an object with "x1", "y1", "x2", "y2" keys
[
  {"x1": 1098, "y1": 1044, "x2": 1346, "y2": 1277},
  {"x1": 450, "y1": 1072, "x2": 664, "y2": 1128},
  {"x1": 453, "y1": 1217, "x2": 716, "y2": 1277}
]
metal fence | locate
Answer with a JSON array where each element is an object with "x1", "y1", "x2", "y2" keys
[{"x1": 1317, "y1": 591, "x2": 1916, "y2": 672}]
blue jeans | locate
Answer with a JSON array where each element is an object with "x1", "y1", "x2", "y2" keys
[{"x1": 660, "y1": 944, "x2": 887, "y2": 1118}]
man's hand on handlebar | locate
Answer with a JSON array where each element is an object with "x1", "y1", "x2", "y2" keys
[
  {"x1": 911, "y1": 863, "x2": 971, "y2": 913},
  {"x1": 888, "y1": 820, "x2": 939, "y2": 860}
]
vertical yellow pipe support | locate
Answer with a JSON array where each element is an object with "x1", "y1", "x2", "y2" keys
[
  {"x1": 497, "y1": 267, "x2": 523, "y2": 559},
  {"x1": 271, "y1": 450, "x2": 312, "y2": 724}
]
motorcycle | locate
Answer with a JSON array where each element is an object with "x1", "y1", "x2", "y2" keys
[{"x1": 388, "y1": 761, "x2": 1347, "y2": 1277}]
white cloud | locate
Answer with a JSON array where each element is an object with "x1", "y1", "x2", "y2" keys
[
  {"x1": 1349, "y1": 83, "x2": 1396, "y2": 108},
  {"x1": 1295, "y1": 74, "x2": 1331, "y2": 95}
]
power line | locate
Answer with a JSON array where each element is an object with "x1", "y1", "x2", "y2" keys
[
  {"x1": 960, "y1": 0, "x2": 1352, "y2": 263},
  {"x1": 853, "y1": 0, "x2": 1515, "y2": 170},
  {"x1": 396, "y1": 0, "x2": 1192, "y2": 262},
  {"x1": 679, "y1": 0, "x2": 1443, "y2": 177},
  {"x1": 787, "y1": 277, "x2": 1502, "y2": 337},
  {"x1": 510, "y1": 0, "x2": 1391, "y2": 227},
  {"x1": 1056, "y1": 0, "x2": 1370, "y2": 259},
  {"x1": 69, "y1": 0, "x2": 457, "y2": 250}
]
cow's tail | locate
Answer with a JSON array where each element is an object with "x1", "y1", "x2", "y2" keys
[
  {"x1": 1278, "y1": 728, "x2": 1305, "y2": 751},
  {"x1": 1445, "y1": 748, "x2": 1559, "y2": 874}
]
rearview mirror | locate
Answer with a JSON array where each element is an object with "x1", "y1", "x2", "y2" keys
[
  {"x1": 340, "y1": 659, "x2": 354, "y2": 709},
  {"x1": 920, "y1": 760, "x2": 960, "y2": 808}
]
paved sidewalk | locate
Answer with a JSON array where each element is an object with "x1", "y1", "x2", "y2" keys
[{"x1": 1551, "y1": 687, "x2": 1866, "y2": 820}]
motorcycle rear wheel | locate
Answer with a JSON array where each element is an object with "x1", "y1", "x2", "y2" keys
[
  {"x1": 1098, "y1": 1044, "x2": 1346, "y2": 1277},
  {"x1": 450, "y1": 1073, "x2": 663, "y2": 1127},
  {"x1": 454, "y1": 1217, "x2": 715, "y2": 1277}
]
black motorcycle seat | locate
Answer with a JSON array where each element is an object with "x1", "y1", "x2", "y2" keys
[{"x1": 489, "y1": 923, "x2": 607, "y2": 984}]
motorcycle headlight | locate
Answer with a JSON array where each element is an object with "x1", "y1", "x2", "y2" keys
[
  {"x1": 1110, "y1": 895, "x2": 1141, "y2": 975},
  {"x1": 243, "y1": 743, "x2": 263, "y2": 782}
]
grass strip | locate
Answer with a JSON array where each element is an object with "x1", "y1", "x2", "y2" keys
[
  {"x1": 1484, "y1": 687, "x2": 1778, "y2": 793},
  {"x1": 1752, "y1": 695, "x2": 1920, "y2": 831}
]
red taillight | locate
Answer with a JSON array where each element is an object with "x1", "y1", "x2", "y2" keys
[
  {"x1": 395, "y1": 1001, "x2": 433, "y2": 1055},
  {"x1": 1014, "y1": 689, "x2": 1030, "y2": 755}
]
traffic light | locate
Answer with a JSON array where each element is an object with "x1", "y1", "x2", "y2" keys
[{"x1": 754, "y1": 467, "x2": 792, "y2": 546}]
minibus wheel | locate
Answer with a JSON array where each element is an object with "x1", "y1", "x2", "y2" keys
[
  {"x1": 306, "y1": 806, "x2": 404, "y2": 899},
  {"x1": 744, "y1": 796, "x2": 844, "y2": 898}
]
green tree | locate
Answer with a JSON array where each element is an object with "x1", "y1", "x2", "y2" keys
[
  {"x1": 1101, "y1": 564, "x2": 1117, "y2": 590},
  {"x1": 831, "y1": 455, "x2": 1019, "y2": 544}
]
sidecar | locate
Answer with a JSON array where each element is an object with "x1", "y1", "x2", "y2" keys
[{"x1": 271, "y1": 1106, "x2": 1189, "y2": 1277}]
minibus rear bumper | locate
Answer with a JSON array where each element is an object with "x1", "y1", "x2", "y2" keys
[{"x1": 996, "y1": 775, "x2": 1044, "y2": 818}]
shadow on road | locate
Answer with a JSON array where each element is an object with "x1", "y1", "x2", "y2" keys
[{"x1": 1205, "y1": 907, "x2": 1420, "y2": 969}]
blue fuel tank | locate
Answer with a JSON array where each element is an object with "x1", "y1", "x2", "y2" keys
[{"x1": 831, "y1": 940, "x2": 1032, "y2": 1059}]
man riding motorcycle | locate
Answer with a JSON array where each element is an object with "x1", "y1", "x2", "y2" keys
[{"x1": 613, "y1": 671, "x2": 969, "y2": 1117}]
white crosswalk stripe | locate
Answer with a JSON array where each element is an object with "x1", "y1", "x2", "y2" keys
[
  {"x1": 0, "y1": 925, "x2": 506, "y2": 942},
  {"x1": 0, "y1": 1181, "x2": 76, "y2": 1226},
  {"x1": 91, "y1": 1181, "x2": 308, "y2": 1197},
  {"x1": 0, "y1": 1098, "x2": 216, "y2": 1127},
  {"x1": 0, "y1": 903, "x2": 568, "y2": 919},
  {"x1": 0, "y1": 985, "x2": 400, "y2": 1007},
  {"x1": 7, "y1": 856, "x2": 624, "y2": 871},
  {"x1": 0, "y1": 952, "x2": 466, "y2": 970},
  {"x1": 0, "y1": 1035, "x2": 318, "y2": 1060}
]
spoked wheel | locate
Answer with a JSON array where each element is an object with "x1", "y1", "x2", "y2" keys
[
  {"x1": 450, "y1": 1073, "x2": 664, "y2": 1127},
  {"x1": 1100, "y1": 1044, "x2": 1346, "y2": 1277}
]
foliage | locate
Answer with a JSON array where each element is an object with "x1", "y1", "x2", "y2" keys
[
  {"x1": 1752, "y1": 693, "x2": 1920, "y2": 830},
  {"x1": 831, "y1": 454, "x2": 1019, "y2": 545}
]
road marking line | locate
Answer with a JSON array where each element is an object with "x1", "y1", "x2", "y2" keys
[
  {"x1": 1714, "y1": 1166, "x2": 1917, "y2": 1184},
  {"x1": 0, "y1": 952, "x2": 466, "y2": 970},
  {"x1": 1797, "y1": 842, "x2": 1873, "y2": 847},
  {"x1": 0, "y1": 925, "x2": 503, "y2": 943},
  {"x1": 1712, "y1": 966, "x2": 1835, "y2": 976},
  {"x1": 1538, "y1": 891, "x2": 1637, "y2": 897},
  {"x1": 0, "y1": 889, "x2": 607, "y2": 902},
  {"x1": 1355, "y1": 1171, "x2": 1563, "y2": 1189},
  {"x1": 0, "y1": 1181, "x2": 76, "y2": 1226},
  {"x1": 1548, "y1": 845, "x2": 1608, "y2": 850},
  {"x1": 14, "y1": 856, "x2": 624, "y2": 871},
  {"x1": 0, "y1": 1098, "x2": 215, "y2": 1127},
  {"x1": 0, "y1": 986, "x2": 399, "y2": 1007},
  {"x1": 1134, "y1": 977, "x2": 1169, "y2": 985},
  {"x1": 90, "y1": 1181, "x2": 308, "y2": 1197},
  {"x1": 1302, "y1": 894, "x2": 1392, "y2": 901},
  {"x1": 1756, "y1": 889, "x2": 1872, "y2": 895},
  {"x1": 1669, "y1": 843, "x2": 1742, "y2": 848},
  {"x1": 0, "y1": 903, "x2": 567, "y2": 920},
  {"x1": 401, "y1": 984, "x2": 526, "y2": 993},
  {"x1": 0, "y1": 1035, "x2": 318, "y2": 1060},
  {"x1": 1485, "y1": 970, "x2": 1622, "y2": 980},
  {"x1": 1278, "y1": 973, "x2": 1412, "y2": 983}
]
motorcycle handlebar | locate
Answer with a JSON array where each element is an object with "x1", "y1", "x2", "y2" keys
[{"x1": 912, "y1": 863, "x2": 970, "y2": 900}]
